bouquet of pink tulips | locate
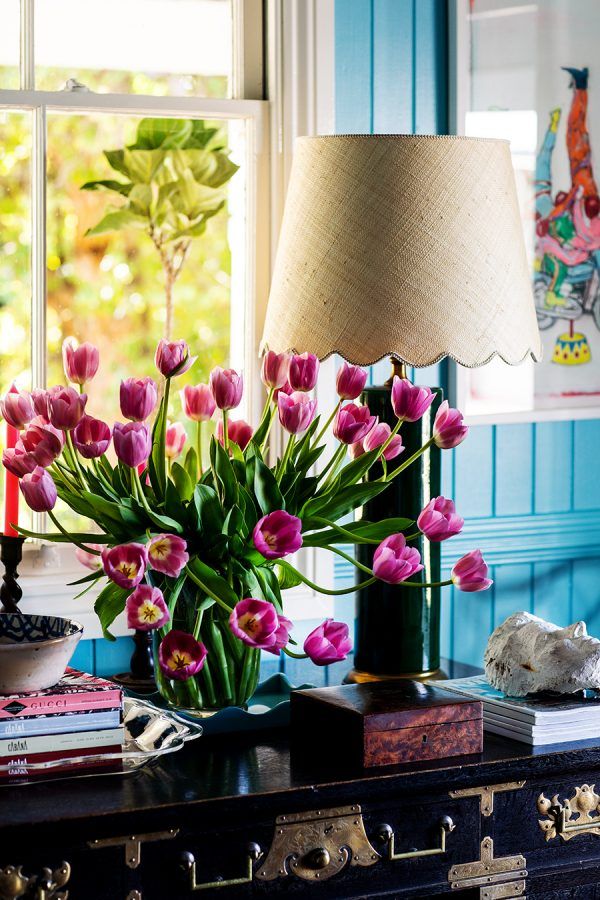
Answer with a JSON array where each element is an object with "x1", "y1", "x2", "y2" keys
[{"x1": 1, "y1": 339, "x2": 491, "y2": 712}]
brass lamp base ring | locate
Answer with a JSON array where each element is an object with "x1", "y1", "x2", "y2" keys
[{"x1": 346, "y1": 667, "x2": 447, "y2": 684}]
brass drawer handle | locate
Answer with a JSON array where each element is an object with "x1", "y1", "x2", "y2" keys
[
  {"x1": 0, "y1": 862, "x2": 70, "y2": 900},
  {"x1": 538, "y1": 784, "x2": 600, "y2": 842},
  {"x1": 376, "y1": 815, "x2": 455, "y2": 861},
  {"x1": 179, "y1": 844, "x2": 262, "y2": 892}
]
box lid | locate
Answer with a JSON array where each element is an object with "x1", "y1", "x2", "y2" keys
[{"x1": 293, "y1": 681, "x2": 482, "y2": 732}]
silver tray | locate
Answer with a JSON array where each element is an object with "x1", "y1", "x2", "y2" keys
[{"x1": 0, "y1": 697, "x2": 203, "y2": 785}]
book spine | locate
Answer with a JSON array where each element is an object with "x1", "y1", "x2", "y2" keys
[
  {"x1": 0, "y1": 709, "x2": 122, "y2": 739},
  {"x1": 0, "y1": 728, "x2": 124, "y2": 757},
  {"x1": 0, "y1": 690, "x2": 123, "y2": 719},
  {"x1": 0, "y1": 745, "x2": 123, "y2": 779}
]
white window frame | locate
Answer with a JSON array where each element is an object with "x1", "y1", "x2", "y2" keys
[{"x1": 9, "y1": 0, "x2": 336, "y2": 636}]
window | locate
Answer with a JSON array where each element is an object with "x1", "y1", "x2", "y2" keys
[
  {"x1": 2, "y1": 0, "x2": 336, "y2": 636},
  {"x1": 1, "y1": 0, "x2": 268, "y2": 630}
]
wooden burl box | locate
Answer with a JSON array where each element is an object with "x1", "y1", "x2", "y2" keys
[{"x1": 291, "y1": 680, "x2": 483, "y2": 767}]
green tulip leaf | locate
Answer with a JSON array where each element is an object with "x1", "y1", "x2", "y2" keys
[{"x1": 94, "y1": 581, "x2": 129, "y2": 641}]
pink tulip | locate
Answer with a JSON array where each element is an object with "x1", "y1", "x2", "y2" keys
[
  {"x1": 278, "y1": 391, "x2": 317, "y2": 434},
  {"x1": 229, "y1": 598, "x2": 292, "y2": 655},
  {"x1": 62, "y1": 338, "x2": 99, "y2": 385},
  {"x1": 158, "y1": 630, "x2": 207, "y2": 681},
  {"x1": 253, "y1": 510, "x2": 303, "y2": 559},
  {"x1": 288, "y1": 352, "x2": 319, "y2": 392},
  {"x1": 2, "y1": 446, "x2": 37, "y2": 478},
  {"x1": 18, "y1": 420, "x2": 63, "y2": 468},
  {"x1": 101, "y1": 543, "x2": 148, "y2": 590},
  {"x1": 304, "y1": 619, "x2": 352, "y2": 665},
  {"x1": 451, "y1": 550, "x2": 493, "y2": 593},
  {"x1": 19, "y1": 466, "x2": 57, "y2": 512},
  {"x1": 209, "y1": 367, "x2": 243, "y2": 410},
  {"x1": 47, "y1": 386, "x2": 87, "y2": 431},
  {"x1": 336, "y1": 362, "x2": 368, "y2": 400},
  {"x1": 180, "y1": 383, "x2": 216, "y2": 422},
  {"x1": 216, "y1": 418, "x2": 253, "y2": 452},
  {"x1": 32, "y1": 388, "x2": 49, "y2": 419},
  {"x1": 72, "y1": 415, "x2": 112, "y2": 459},
  {"x1": 274, "y1": 380, "x2": 292, "y2": 400},
  {"x1": 391, "y1": 377, "x2": 435, "y2": 422},
  {"x1": 113, "y1": 422, "x2": 152, "y2": 468},
  {"x1": 433, "y1": 400, "x2": 469, "y2": 449},
  {"x1": 0, "y1": 384, "x2": 35, "y2": 429},
  {"x1": 147, "y1": 534, "x2": 189, "y2": 578},
  {"x1": 120, "y1": 377, "x2": 158, "y2": 422},
  {"x1": 373, "y1": 533, "x2": 423, "y2": 584},
  {"x1": 333, "y1": 403, "x2": 377, "y2": 445},
  {"x1": 75, "y1": 544, "x2": 103, "y2": 571},
  {"x1": 155, "y1": 339, "x2": 196, "y2": 378},
  {"x1": 165, "y1": 421, "x2": 187, "y2": 460},
  {"x1": 417, "y1": 496, "x2": 464, "y2": 542},
  {"x1": 261, "y1": 350, "x2": 291, "y2": 390},
  {"x1": 126, "y1": 585, "x2": 170, "y2": 631},
  {"x1": 363, "y1": 422, "x2": 405, "y2": 461}
]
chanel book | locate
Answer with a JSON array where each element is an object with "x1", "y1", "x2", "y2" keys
[{"x1": 434, "y1": 675, "x2": 600, "y2": 745}]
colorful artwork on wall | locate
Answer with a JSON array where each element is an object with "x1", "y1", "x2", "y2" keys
[{"x1": 534, "y1": 67, "x2": 600, "y2": 373}]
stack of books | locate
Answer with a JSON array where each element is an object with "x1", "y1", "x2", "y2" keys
[
  {"x1": 437, "y1": 675, "x2": 600, "y2": 746},
  {"x1": 0, "y1": 668, "x2": 123, "y2": 779}
]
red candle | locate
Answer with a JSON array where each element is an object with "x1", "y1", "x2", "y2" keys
[{"x1": 3, "y1": 424, "x2": 19, "y2": 536}]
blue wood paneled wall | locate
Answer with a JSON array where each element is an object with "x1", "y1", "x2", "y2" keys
[{"x1": 334, "y1": 0, "x2": 600, "y2": 667}]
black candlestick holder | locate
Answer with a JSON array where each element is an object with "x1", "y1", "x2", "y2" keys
[
  {"x1": 113, "y1": 631, "x2": 157, "y2": 694},
  {"x1": 0, "y1": 535, "x2": 25, "y2": 613}
]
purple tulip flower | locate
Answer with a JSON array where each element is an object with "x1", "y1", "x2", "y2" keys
[
  {"x1": 304, "y1": 619, "x2": 352, "y2": 665},
  {"x1": 451, "y1": 550, "x2": 493, "y2": 592},
  {"x1": 363, "y1": 422, "x2": 404, "y2": 461},
  {"x1": 47, "y1": 386, "x2": 87, "y2": 431},
  {"x1": 155, "y1": 339, "x2": 196, "y2": 378},
  {"x1": 216, "y1": 418, "x2": 253, "y2": 452},
  {"x1": 101, "y1": 543, "x2": 148, "y2": 590},
  {"x1": 72, "y1": 415, "x2": 112, "y2": 459},
  {"x1": 19, "y1": 466, "x2": 57, "y2": 512},
  {"x1": 0, "y1": 384, "x2": 35, "y2": 429},
  {"x1": 209, "y1": 366, "x2": 244, "y2": 410},
  {"x1": 120, "y1": 377, "x2": 158, "y2": 422},
  {"x1": 229, "y1": 598, "x2": 292, "y2": 655},
  {"x1": 417, "y1": 496, "x2": 464, "y2": 542},
  {"x1": 373, "y1": 533, "x2": 423, "y2": 584},
  {"x1": 158, "y1": 630, "x2": 207, "y2": 681},
  {"x1": 433, "y1": 400, "x2": 469, "y2": 449},
  {"x1": 253, "y1": 510, "x2": 303, "y2": 559},
  {"x1": 126, "y1": 585, "x2": 170, "y2": 631},
  {"x1": 277, "y1": 391, "x2": 317, "y2": 434},
  {"x1": 3, "y1": 446, "x2": 38, "y2": 478},
  {"x1": 391, "y1": 377, "x2": 435, "y2": 422},
  {"x1": 180, "y1": 383, "x2": 216, "y2": 422},
  {"x1": 336, "y1": 362, "x2": 368, "y2": 400},
  {"x1": 288, "y1": 352, "x2": 319, "y2": 392},
  {"x1": 147, "y1": 534, "x2": 189, "y2": 578},
  {"x1": 261, "y1": 351, "x2": 291, "y2": 390},
  {"x1": 62, "y1": 338, "x2": 99, "y2": 385},
  {"x1": 333, "y1": 403, "x2": 377, "y2": 445},
  {"x1": 113, "y1": 421, "x2": 152, "y2": 468}
]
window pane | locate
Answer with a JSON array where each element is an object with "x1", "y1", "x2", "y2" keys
[
  {"x1": 45, "y1": 112, "x2": 245, "y2": 527},
  {"x1": 0, "y1": 0, "x2": 21, "y2": 89},
  {"x1": 0, "y1": 110, "x2": 33, "y2": 533},
  {"x1": 35, "y1": 0, "x2": 232, "y2": 97}
]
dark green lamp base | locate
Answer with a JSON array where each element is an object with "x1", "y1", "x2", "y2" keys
[{"x1": 348, "y1": 376, "x2": 443, "y2": 682}]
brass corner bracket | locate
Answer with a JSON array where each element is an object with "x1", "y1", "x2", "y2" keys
[
  {"x1": 449, "y1": 781, "x2": 526, "y2": 817},
  {"x1": 0, "y1": 862, "x2": 70, "y2": 900},
  {"x1": 538, "y1": 783, "x2": 600, "y2": 841}
]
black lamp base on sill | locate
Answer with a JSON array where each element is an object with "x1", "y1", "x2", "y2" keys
[
  {"x1": 112, "y1": 630, "x2": 157, "y2": 694},
  {"x1": 0, "y1": 535, "x2": 25, "y2": 613}
]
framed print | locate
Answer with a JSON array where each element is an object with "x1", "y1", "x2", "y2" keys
[{"x1": 450, "y1": 0, "x2": 600, "y2": 422}]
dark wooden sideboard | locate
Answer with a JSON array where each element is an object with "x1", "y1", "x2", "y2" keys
[{"x1": 4, "y1": 673, "x2": 600, "y2": 898}]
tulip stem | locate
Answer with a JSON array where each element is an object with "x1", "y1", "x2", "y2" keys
[
  {"x1": 47, "y1": 510, "x2": 101, "y2": 555},
  {"x1": 258, "y1": 402, "x2": 277, "y2": 456},
  {"x1": 379, "y1": 437, "x2": 434, "y2": 483},
  {"x1": 132, "y1": 467, "x2": 155, "y2": 519},
  {"x1": 185, "y1": 564, "x2": 233, "y2": 614},
  {"x1": 222, "y1": 409, "x2": 229, "y2": 452},
  {"x1": 327, "y1": 544, "x2": 375, "y2": 576},
  {"x1": 283, "y1": 648, "x2": 308, "y2": 660},
  {"x1": 277, "y1": 560, "x2": 376, "y2": 595},
  {"x1": 311, "y1": 517, "x2": 382, "y2": 544},
  {"x1": 316, "y1": 443, "x2": 346, "y2": 489},
  {"x1": 312, "y1": 400, "x2": 341, "y2": 448},
  {"x1": 276, "y1": 434, "x2": 295, "y2": 484},
  {"x1": 398, "y1": 578, "x2": 453, "y2": 589},
  {"x1": 63, "y1": 432, "x2": 87, "y2": 487},
  {"x1": 196, "y1": 421, "x2": 203, "y2": 478}
]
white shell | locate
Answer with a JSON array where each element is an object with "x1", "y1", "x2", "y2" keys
[{"x1": 484, "y1": 611, "x2": 600, "y2": 696}]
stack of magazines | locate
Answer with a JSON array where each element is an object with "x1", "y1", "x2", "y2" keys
[
  {"x1": 0, "y1": 668, "x2": 123, "y2": 779},
  {"x1": 436, "y1": 675, "x2": 600, "y2": 746}
]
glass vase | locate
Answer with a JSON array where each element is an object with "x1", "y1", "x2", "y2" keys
[{"x1": 151, "y1": 576, "x2": 261, "y2": 717}]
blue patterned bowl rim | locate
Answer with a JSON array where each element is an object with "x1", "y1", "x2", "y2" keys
[{"x1": 0, "y1": 613, "x2": 83, "y2": 645}]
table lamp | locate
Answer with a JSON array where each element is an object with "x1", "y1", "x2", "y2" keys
[{"x1": 261, "y1": 134, "x2": 541, "y2": 682}]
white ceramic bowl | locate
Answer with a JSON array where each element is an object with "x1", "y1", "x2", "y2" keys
[{"x1": 0, "y1": 614, "x2": 83, "y2": 695}]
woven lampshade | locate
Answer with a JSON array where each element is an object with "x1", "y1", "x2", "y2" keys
[{"x1": 261, "y1": 135, "x2": 542, "y2": 367}]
